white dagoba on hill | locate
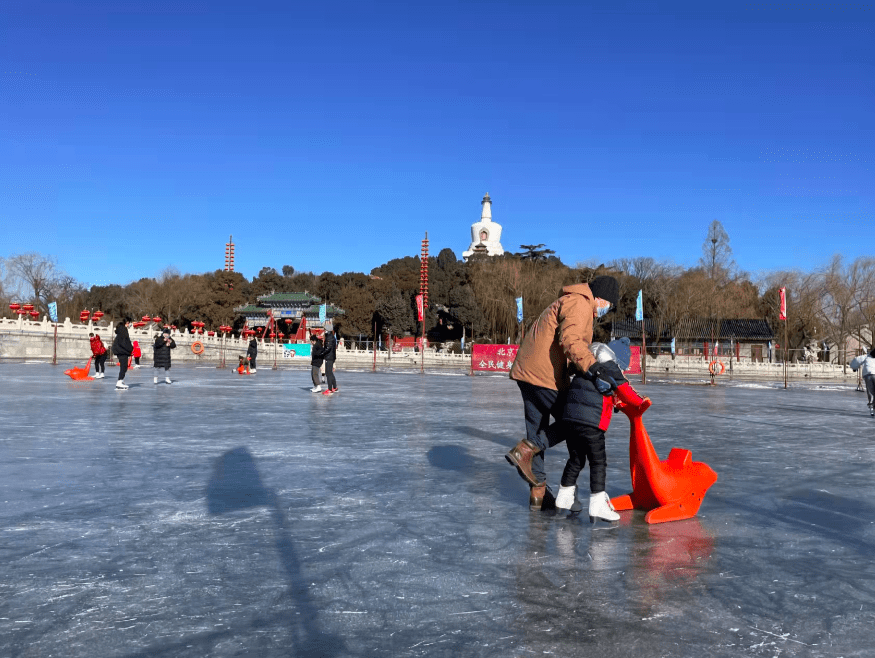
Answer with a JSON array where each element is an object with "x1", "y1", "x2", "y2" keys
[{"x1": 462, "y1": 193, "x2": 505, "y2": 261}]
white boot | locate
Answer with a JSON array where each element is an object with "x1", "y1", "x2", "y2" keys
[
  {"x1": 165, "y1": 376, "x2": 172, "y2": 384},
  {"x1": 154, "y1": 376, "x2": 158, "y2": 384},
  {"x1": 555, "y1": 485, "x2": 577, "y2": 510},
  {"x1": 589, "y1": 491, "x2": 619, "y2": 523},
  {"x1": 310, "y1": 385, "x2": 322, "y2": 393},
  {"x1": 115, "y1": 380, "x2": 128, "y2": 390}
]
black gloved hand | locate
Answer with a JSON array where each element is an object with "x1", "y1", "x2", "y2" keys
[{"x1": 587, "y1": 361, "x2": 618, "y2": 395}]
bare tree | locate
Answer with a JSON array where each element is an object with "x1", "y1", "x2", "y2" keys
[
  {"x1": 7, "y1": 253, "x2": 62, "y2": 313},
  {"x1": 699, "y1": 220, "x2": 735, "y2": 283}
]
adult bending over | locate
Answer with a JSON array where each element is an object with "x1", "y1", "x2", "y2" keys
[{"x1": 506, "y1": 276, "x2": 620, "y2": 510}]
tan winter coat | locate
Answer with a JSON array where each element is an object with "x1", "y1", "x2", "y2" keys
[{"x1": 509, "y1": 283, "x2": 598, "y2": 391}]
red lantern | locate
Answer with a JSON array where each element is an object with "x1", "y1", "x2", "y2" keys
[
  {"x1": 22, "y1": 304, "x2": 34, "y2": 311},
  {"x1": 29, "y1": 311, "x2": 39, "y2": 319},
  {"x1": 9, "y1": 303, "x2": 20, "y2": 311},
  {"x1": 142, "y1": 315, "x2": 151, "y2": 322},
  {"x1": 152, "y1": 316, "x2": 162, "y2": 323},
  {"x1": 93, "y1": 310, "x2": 104, "y2": 318},
  {"x1": 170, "y1": 325, "x2": 177, "y2": 330}
]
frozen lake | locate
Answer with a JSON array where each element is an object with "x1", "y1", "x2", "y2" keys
[{"x1": 2, "y1": 361, "x2": 873, "y2": 657}]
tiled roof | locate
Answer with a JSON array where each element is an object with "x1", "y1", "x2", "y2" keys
[
  {"x1": 612, "y1": 317, "x2": 774, "y2": 341},
  {"x1": 257, "y1": 292, "x2": 322, "y2": 303}
]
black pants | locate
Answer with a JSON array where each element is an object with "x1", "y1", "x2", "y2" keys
[
  {"x1": 325, "y1": 360, "x2": 336, "y2": 390},
  {"x1": 516, "y1": 380, "x2": 567, "y2": 483},
  {"x1": 117, "y1": 355, "x2": 129, "y2": 381},
  {"x1": 249, "y1": 356, "x2": 257, "y2": 370},
  {"x1": 94, "y1": 353, "x2": 107, "y2": 373},
  {"x1": 864, "y1": 375, "x2": 875, "y2": 408},
  {"x1": 561, "y1": 421, "x2": 607, "y2": 493},
  {"x1": 134, "y1": 356, "x2": 140, "y2": 365}
]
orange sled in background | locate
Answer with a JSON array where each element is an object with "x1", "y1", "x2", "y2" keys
[
  {"x1": 611, "y1": 393, "x2": 718, "y2": 524},
  {"x1": 64, "y1": 357, "x2": 94, "y2": 381}
]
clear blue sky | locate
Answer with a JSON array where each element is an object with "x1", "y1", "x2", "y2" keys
[{"x1": 2, "y1": 0, "x2": 872, "y2": 287}]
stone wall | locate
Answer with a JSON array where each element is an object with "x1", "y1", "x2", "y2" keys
[{"x1": 0, "y1": 317, "x2": 861, "y2": 380}]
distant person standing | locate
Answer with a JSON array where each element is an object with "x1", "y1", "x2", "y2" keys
[
  {"x1": 247, "y1": 336, "x2": 258, "y2": 374},
  {"x1": 153, "y1": 328, "x2": 176, "y2": 384},
  {"x1": 310, "y1": 334, "x2": 326, "y2": 393},
  {"x1": 112, "y1": 318, "x2": 134, "y2": 390},
  {"x1": 132, "y1": 340, "x2": 142, "y2": 368},
  {"x1": 851, "y1": 347, "x2": 875, "y2": 417},
  {"x1": 321, "y1": 323, "x2": 338, "y2": 395},
  {"x1": 89, "y1": 332, "x2": 107, "y2": 379}
]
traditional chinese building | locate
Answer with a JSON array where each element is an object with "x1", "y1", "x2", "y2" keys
[
  {"x1": 234, "y1": 292, "x2": 345, "y2": 329},
  {"x1": 463, "y1": 193, "x2": 505, "y2": 261}
]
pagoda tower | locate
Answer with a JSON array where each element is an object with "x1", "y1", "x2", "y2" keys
[{"x1": 463, "y1": 193, "x2": 505, "y2": 261}]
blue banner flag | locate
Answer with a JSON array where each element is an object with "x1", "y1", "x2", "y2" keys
[
  {"x1": 635, "y1": 290, "x2": 643, "y2": 322},
  {"x1": 48, "y1": 302, "x2": 58, "y2": 323},
  {"x1": 671, "y1": 337, "x2": 676, "y2": 355},
  {"x1": 319, "y1": 304, "x2": 327, "y2": 323},
  {"x1": 516, "y1": 297, "x2": 523, "y2": 323}
]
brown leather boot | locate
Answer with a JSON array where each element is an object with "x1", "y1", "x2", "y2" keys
[
  {"x1": 506, "y1": 439, "x2": 542, "y2": 486},
  {"x1": 529, "y1": 483, "x2": 546, "y2": 511}
]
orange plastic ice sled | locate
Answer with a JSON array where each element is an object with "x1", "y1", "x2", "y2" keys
[
  {"x1": 64, "y1": 357, "x2": 94, "y2": 381},
  {"x1": 610, "y1": 393, "x2": 717, "y2": 524}
]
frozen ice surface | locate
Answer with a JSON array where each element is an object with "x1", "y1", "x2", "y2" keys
[{"x1": 1, "y1": 361, "x2": 874, "y2": 657}]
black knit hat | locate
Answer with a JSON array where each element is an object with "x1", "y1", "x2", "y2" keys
[{"x1": 588, "y1": 276, "x2": 619, "y2": 307}]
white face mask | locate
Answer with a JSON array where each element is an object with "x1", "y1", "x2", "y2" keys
[{"x1": 595, "y1": 298, "x2": 612, "y2": 319}]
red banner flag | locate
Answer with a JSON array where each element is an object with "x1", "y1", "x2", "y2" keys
[
  {"x1": 779, "y1": 287, "x2": 787, "y2": 321},
  {"x1": 415, "y1": 294, "x2": 424, "y2": 322}
]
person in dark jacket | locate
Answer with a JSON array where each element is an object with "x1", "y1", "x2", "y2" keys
[
  {"x1": 89, "y1": 332, "x2": 107, "y2": 379},
  {"x1": 247, "y1": 337, "x2": 258, "y2": 374},
  {"x1": 321, "y1": 323, "x2": 338, "y2": 394},
  {"x1": 308, "y1": 335, "x2": 325, "y2": 392},
  {"x1": 153, "y1": 328, "x2": 176, "y2": 385},
  {"x1": 558, "y1": 338, "x2": 649, "y2": 523},
  {"x1": 112, "y1": 318, "x2": 134, "y2": 390}
]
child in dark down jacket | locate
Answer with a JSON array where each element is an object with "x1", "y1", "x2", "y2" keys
[
  {"x1": 558, "y1": 337, "x2": 649, "y2": 523},
  {"x1": 153, "y1": 328, "x2": 176, "y2": 384},
  {"x1": 310, "y1": 335, "x2": 325, "y2": 392}
]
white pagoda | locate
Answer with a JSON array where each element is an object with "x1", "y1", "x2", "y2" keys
[{"x1": 463, "y1": 193, "x2": 505, "y2": 261}]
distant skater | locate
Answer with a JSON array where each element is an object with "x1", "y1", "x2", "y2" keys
[
  {"x1": 310, "y1": 334, "x2": 326, "y2": 392},
  {"x1": 89, "y1": 332, "x2": 107, "y2": 379},
  {"x1": 153, "y1": 328, "x2": 176, "y2": 384},
  {"x1": 112, "y1": 318, "x2": 134, "y2": 390},
  {"x1": 247, "y1": 336, "x2": 258, "y2": 374},
  {"x1": 321, "y1": 324, "x2": 338, "y2": 395},
  {"x1": 132, "y1": 340, "x2": 142, "y2": 368},
  {"x1": 851, "y1": 347, "x2": 875, "y2": 417}
]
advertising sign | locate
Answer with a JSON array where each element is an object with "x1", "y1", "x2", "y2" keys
[
  {"x1": 472, "y1": 344, "x2": 519, "y2": 372},
  {"x1": 48, "y1": 302, "x2": 58, "y2": 323},
  {"x1": 282, "y1": 343, "x2": 312, "y2": 359}
]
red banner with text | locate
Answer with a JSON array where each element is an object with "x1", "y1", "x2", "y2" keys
[
  {"x1": 626, "y1": 345, "x2": 641, "y2": 374},
  {"x1": 472, "y1": 344, "x2": 519, "y2": 372}
]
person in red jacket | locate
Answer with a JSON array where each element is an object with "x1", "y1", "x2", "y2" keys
[
  {"x1": 89, "y1": 332, "x2": 108, "y2": 379},
  {"x1": 132, "y1": 340, "x2": 142, "y2": 368}
]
